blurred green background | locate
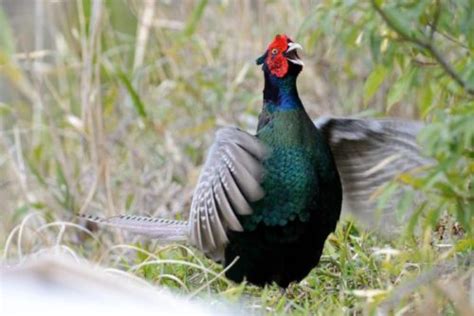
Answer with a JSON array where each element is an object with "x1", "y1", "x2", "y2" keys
[{"x1": 0, "y1": 0, "x2": 472, "y2": 314}]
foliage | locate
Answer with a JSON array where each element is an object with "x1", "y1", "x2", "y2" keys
[
  {"x1": 304, "y1": 0, "x2": 473, "y2": 236},
  {"x1": 0, "y1": 0, "x2": 472, "y2": 315}
]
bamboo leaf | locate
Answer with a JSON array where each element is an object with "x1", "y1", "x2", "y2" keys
[
  {"x1": 364, "y1": 65, "x2": 388, "y2": 104},
  {"x1": 387, "y1": 68, "x2": 416, "y2": 110}
]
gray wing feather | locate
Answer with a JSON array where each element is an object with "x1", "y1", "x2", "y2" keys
[
  {"x1": 189, "y1": 127, "x2": 267, "y2": 260},
  {"x1": 223, "y1": 144, "x2": 265, "y2": 200},
  {"x1": 212, "y1": 179, "x2": 243, "y2": 231},
  {"x1": 315, "y1": 117, "x2": 433, "y2": 232},
  {"x1": 78, "y1": 214, "x2": 189, "y2": 241},
  {"x1": 207, "y1": 186, "x2": 228, "y2": 243},
  {"x1": 79, "y1": 128, "x2": 266, "y2": 262}
]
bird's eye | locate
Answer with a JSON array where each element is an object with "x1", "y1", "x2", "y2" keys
[{"x1": 271, "y1": 48, "x2": 278, "y2": 55}]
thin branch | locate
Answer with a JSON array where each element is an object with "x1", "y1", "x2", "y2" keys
[
  {"x1": 372, "y1": 0, "x2": 474, "y2": 96},
  {"x1": 427, "y1": 42, "x2": 474, "y2": 95},
  {"x1": 427, "y1": 25, "x2": 470, "y2": 50},
  {"x1": 412, "y1": 59, "x2": 437, "y2": 67}
]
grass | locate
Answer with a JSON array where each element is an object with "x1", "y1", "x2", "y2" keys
[
  {"x1": 0, "y1": 1, "x2": 471, "y2": 315},
  {"x1": 2, "y1": 210, "x2": 469, "y2": 314}
]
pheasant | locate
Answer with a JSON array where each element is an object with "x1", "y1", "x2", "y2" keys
[{"x1": 81, "y1": 35, "x2": 430, "y2": 287}]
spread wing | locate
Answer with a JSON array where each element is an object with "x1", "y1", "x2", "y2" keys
[
  {"x1": 315, "y1": 117, "x2": 433, "y2": 232},
  {"x1": 189, "y1": 127, "x2": 268, "y2": 261},
  {"x1": 78, "y1": 127, "x2": 266, "y2": 262}
]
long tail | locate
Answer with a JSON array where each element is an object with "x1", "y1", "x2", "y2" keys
[{"x1": 78, "y1": 214, "x2": 190, "y2": 242}]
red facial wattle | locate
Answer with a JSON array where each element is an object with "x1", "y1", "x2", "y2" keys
[
  {"x1": 264, "y1": 34, "x2": 303, "y2": 78},
  {"x1": 266, "y1": 35, "x2": 290, "y2": 78}
]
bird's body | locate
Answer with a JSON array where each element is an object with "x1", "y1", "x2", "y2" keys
[
  {"x1": 80, "y1": 34, "x2": 431, "y2": 288},
  {"x1": 224, "y1": 64, "x2": 342, "y2": 287}
]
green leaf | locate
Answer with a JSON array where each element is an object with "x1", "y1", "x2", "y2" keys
[
  {"x1": 455, "y1": 238, "x2": 474, "y2": 253},
  {"x1": 125, "y1": 193, "x2": 135, "y2": 210},
  {"x1": 181, "y1": 0, "x2": 208, "y2": 39},
  {"x1": 0, "y1": 7, "x2": 14, "y2": 56},
  {"x1": 105, "y1": 0, "x2": 137, "y2": 35},
  {"x1": 387, "y1": 68, "x2": 416, "y2": 110},
  {"x1": 364, "y1": 65, "x2": 388, "y2": 104},
  {"x1": 406, "y1": 203, "x2": 424, "y2": 236},
  {"x1": 419, "y1": 82, "x2": 434, "y2": 117},
  {"x1": 383, "y1": 6, "x2": 425, "y2": 42},
  {"x1": 0, "y1": 102, "x2": 12, "y2": 116},
  {"x1": 369, "y1": 29, "x2": 382, "y2": 62},
  {"x1": 395, "y1": 190, "x2": 415, "y2": 221},
  {"x1": 117, "y1": 71, "x2": 147, "y2": 119}
]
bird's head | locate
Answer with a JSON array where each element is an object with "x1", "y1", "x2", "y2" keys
[{"x1": 256, "y1": 34, "x2": 304, "y2": 78}]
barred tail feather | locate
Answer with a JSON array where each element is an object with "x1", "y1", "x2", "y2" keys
[{"x1": 78, "y1": 214, "x2": 190, "y2": 242}]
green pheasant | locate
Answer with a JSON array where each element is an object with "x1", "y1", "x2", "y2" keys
[{"x1": 81, "y1": 35, "x2": 430, "y2": 287}]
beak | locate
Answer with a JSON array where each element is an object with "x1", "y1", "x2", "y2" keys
[{"x1": 285, "y1": 42, "x2": 304, "y2": 66}]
